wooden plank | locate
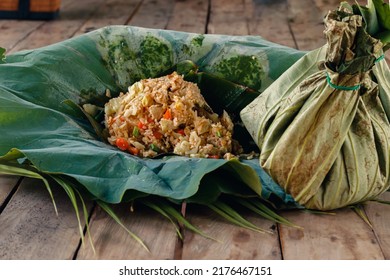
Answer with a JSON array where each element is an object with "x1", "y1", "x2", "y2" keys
[
  {"x1": 312, "y1": 0, "x2": 342, "y2": 14},
  {"x1": 9, "y1": 0, "x2": 106, "y2": 53},
  {"x1": 279, "y1": 208, "x2": 385, "y2": 259},
  {"x1": 0, "y1": 20, "x2": 44, "y2": 53},
  {"x1": 0, "y1": 0, "x2": 76, "y2": 53},
  {"x1": 207, "y1": 0, "x2": 250, "y2": 35},
  {"x1": 0, "y1": 175, "x2": 19, "y2": 208},
  {"x1": 185, "y1": 0, "x2": 291, "y2": 244},
  {"x1": 364, "y1": 192, "x2": 390, "y2": 260},
  {"x1": 76, "y1": 203, "x2": 179, "y2": 260},
  {"x1": 0, "y1": 178, "x2": 89, "y2": 259},
  {"x1": 166, "y1": 0, "x2": 209, "y2": 34},
  {"x1": 73, "y1": 0, "x2": 143, "y2": 37},
  {"x1": 207, "y1": 0, "x2": 298, "y2": 47},
  {"x1": 313, "y1": 0, "x2": 367, "y2": 14},
  {"x1": 286, "y1": 0, "x2": 326, "y2": 50},
  {"x1": 182, "y1": 207, "x2": 281, "y2": 259},
  {"x1": 247, "y1": 0, "x2": 297, "y2": 49},
  {"x1": 128, "y1": 0, "x2": 175, "y2": 29}
]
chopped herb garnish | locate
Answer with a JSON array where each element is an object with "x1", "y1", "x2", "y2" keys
[
  {"x1": 132, "y1": 126, "x2": 140, "y2": 137},
  {"x1": 150, "y1": 144, "x2": 159, "y2": 152}
]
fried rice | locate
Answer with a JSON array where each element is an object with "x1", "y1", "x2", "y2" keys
[{"x1": 104, "y1": 72, "x2": 239, "y2": 158}]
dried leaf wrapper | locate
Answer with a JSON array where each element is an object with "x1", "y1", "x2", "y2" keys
[{"x1": 241, "y1": 8, "x2": 390, "y2": 210}]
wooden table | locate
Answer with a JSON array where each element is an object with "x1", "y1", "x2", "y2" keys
[{"x1": 1, "y1": 0, "x2": 390, "y2": 260}]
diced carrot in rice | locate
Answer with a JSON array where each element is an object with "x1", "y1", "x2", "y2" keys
[{"x1": 104, "y1": 72, "x2": 237, "y2": 158}]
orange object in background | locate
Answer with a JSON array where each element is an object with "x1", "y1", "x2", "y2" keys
[{"x1": 0, "y1": 0, "x2": 61, "y2": 19}]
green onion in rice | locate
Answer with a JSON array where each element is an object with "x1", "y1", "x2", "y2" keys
[{"x1": 104, "y1": 72, "x2": 240, "y2": 159}]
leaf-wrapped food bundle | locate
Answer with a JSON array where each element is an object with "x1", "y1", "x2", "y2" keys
[{"x1": 241, "y1": 6, "x2": 390, "y2": 210}]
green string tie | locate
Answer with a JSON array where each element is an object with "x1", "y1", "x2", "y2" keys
[
  {"x1": 375, "y1": 54, "x2": 385, "y2": 63},
  {"x1": 326, "y1": 73, "x2": 361, "y2": 91},
  {"x1": 325, "y1": 55, "x2": 384, "y2": 91}
]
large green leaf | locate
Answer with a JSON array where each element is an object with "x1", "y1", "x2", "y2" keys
[
  {"x1": 354, "y1": 0, "x2": 380, "y2": 35},
  {"x1": 353, "y1": 0, "x2": 390, "y2": 48},
  {"x1": 372, "y1": 0, "x2": 390, "y2": 30},
  {"x1": 0, "y1": 26, "x2": 303, "y2": 205}
]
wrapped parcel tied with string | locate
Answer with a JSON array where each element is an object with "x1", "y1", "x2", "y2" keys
[{"x1": 241, "y1": 3, "x2": 390, "y2": 210}]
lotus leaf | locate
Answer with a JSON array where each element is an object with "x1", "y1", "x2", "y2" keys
[{"x1": 0, "y1": 26, "x2": 304, "y2": 207}]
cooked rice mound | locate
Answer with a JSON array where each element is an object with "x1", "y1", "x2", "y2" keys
[{"x1": 104, "y1": 72, "x2": 237, "y2": 158}]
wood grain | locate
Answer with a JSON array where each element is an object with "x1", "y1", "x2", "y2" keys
[
  {"x1": 364, "y1": 192, "x2": 390, "y2": 260},
  {"x1": 182, "y1": 207, "x2": 281, "y2": 259},
  {"x1": 0, "y1": 20, "x2": 44, "y2": 52},
  {"x1": 286, "y1": 0, "x2": 326, "y2": 50},
  {"x1": 76, "y1": 204, "x2": 179, "y2": 260},
  {"x1": 0, "y1": 0, "x2": 76, "y2": 53},
  {"x1": 247, "y1": 0, "x2": 297, "y2": 48},
  {"x1": 279, "y1": 208, "x2": 385, "y2": 259},
  {"x1": 166, "y1": 0, "x2": 209, "y2": 34},
  {"x1": 0, "y1": 175, "x2": 19, "y2": 209},
  {"x1": 208, "y1": 0, "x2": 250, "y2": 35},
  {"x1": 128, "y1": 0, "x2": 175, "y2": 29},
  {"x1": 0, "y1": 178, "x2": 90, "y2": 259},
  {"x1": 73, "y1": 0, "x2": 142, "y2": 36},
  {"x1": 9, "y1": 0, "x2": 107, "y2": 53}
]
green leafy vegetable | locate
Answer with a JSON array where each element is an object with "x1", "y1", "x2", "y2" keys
[
  {"x1": 139, "y1": 35, "x2": 173, "y2": 79},
  {"x1": 212, "y1": 55, "x2": 264, "y2": 91}
]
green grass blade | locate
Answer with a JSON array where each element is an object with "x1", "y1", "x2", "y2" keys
[
  {"x1": 209, "y1": 201, "x2": 271, "y2": 234},
  {"x1": 96, "y1": 200, "x2": 150, "y2": 252},
  {"x1": 303, "y1": 209, "x2": 336, "y2": 215},
  {"x1": 51, "y1": 175, "x2": 96, "y2": 254},
  {"x1": 0, "y1": 163, "x2": 58, "y2": 215},
  {"x1": 141, "y1": 200, "x2": 183, "y2": 239},
  {"x1": 154, "y1": 200, "x2": 219, "y2": 242},
  {"x1": 74, "y1": 188, "x2": 96, "y2": 254},
  {"x1": 51, "y1": 176, "x2": 85, "y2": 246},
  {"x1": 351, "y1": 205, "x2": 373, "y2": 229},
  {"x1": 236, "y1": 198, "x2": 301, "y2": 229},
  {"x1": 371, "y1": 198, "x2": 390, "y2": 205}
]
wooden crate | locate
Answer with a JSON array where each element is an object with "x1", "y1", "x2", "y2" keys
[{"x1": 0, "y1": 0, "x2": 61, "y2": 20}]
